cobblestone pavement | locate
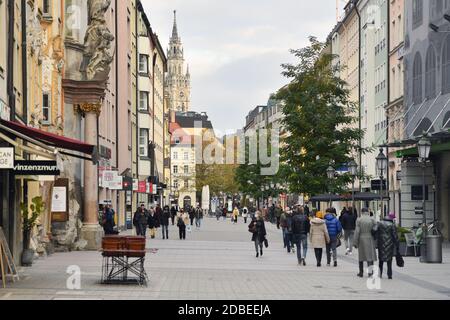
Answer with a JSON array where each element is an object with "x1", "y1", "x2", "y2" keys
[{"x1": 1, "y1": 217, "x2": 450, "y2": 300}]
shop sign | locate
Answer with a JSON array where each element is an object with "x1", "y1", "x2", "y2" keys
[
  {"x1": 0, "y1": 99, "x2": 10, "y2": 121},
  {"x1": 51, "y1": 178, "x2": 69, "y2": 222},
  {"x1": 103, "y1": 171, "x2": 122, "y2": 190},
  {"x1": 13, "y1": 160, "x2": 60, "y2": 176},
  {"x1": 133, "y1": 179, "x2": 138, "y2": 191},
  {"x1": 138, "y1": 181, "x2": 146, "y2": 193},
  {"x1": 0, "y1": 147, "x2": 14, "y2": 169}
]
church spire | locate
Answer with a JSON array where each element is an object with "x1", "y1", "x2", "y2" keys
[{"x1": 172, "y1": 10, "x2": 179, "y2": 40}]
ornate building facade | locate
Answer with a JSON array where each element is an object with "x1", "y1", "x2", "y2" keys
[{"x1": 165, "y1": 11, "x2": 191, "y2": 112}]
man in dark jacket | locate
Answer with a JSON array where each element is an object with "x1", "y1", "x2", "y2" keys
[
  {"x1": 133, "y1": 204, "x2": 149, "y2": 236},
  {"x1": 292, "y1": 206, "x2": 311, "y2": 265},
  {"x1": 161, "y1": 206, "x2": 171, "y2": 239},
  {"x1": 325, "y1": 208, "x2": 343, "y2": 267},
  {"x1": 188, "y1": 206, "x2": 195, "y2": 225},
  {"x1": 194, "y1": 204, "x2": 203, "y2": 229},
  {"x1": 103, "y1": 205, "x2": 118, "y2": 235},
  {"x1": 170, "y1": 205, "x2": 178, "y2": 225},
  {"x1": 340, "y1": 207, "x2": 358, "y2": 255},
  {"x1": 154, "y1": 204, "x2": 162, "y2": 229}
]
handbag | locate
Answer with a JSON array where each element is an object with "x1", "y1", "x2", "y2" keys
[
  {"x1": 264, "y1": 238, "x2": 269, "y2": 248},
  {"x1": 336, "y1": 237, "x2": 342, "y2": 248},
  {"x1": 395, "y1": 252, "x2": 405, "y2": 268}
]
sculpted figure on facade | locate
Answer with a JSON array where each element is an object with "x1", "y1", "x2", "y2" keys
[{"x1": 80, "y1": 0, "x2": 115, "y2": 81}]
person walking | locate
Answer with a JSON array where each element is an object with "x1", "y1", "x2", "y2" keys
[
  {"x1": 292, "y1": 206, "x2": 310, "y2": 266},
  {"x1": 183, "y1": 209, "x2": 192, "y2": 233},
  {"x1": 232, "y1": 207, "x2": 239, "y2": 224},
  {"x1": 280, "y1": 208, "x2": 294, "y2": 252},
  {"x1": 147, "y1": 208, "x2": 157, "y2": 239},
  {"x1": 324, "y1": 208, "x2": 343, "y2": 267},
  {"x1": 249, "y1": 212, "x2": 267, "y2": 258},
  {"x1": 275, "y1": 204, "x2": 282, "y2": 228},
  {"x1": 354, "y1": 208, "x2": 378, "y2": 278},
  {"x1": 102, "y1": 205, "x2": 118, "y2": 235},
  {"x1": 215, "y1": 206, "x2": 222, "y2": 221},
  {"x1": 177, "y1": 210, "x2": 186, "y2": 240},
  {"x1": 194, "y1": 204, "x2": 203, "y2": 229},
  {"x1": 375, "y1": 213, "x2": 400, "y2": 279},
  {"x1": 161, "y1": 206, "x2": 170, "y2": 240},
  {"x1": 189, "y1": 206, "x2": 195, "y2": 226},
  {"x1": 310, "y1": 211, "x2": 330, "y2": 267},
  {"x1": 222, "y1": 206, "x2": 227, "y2": 221},
  {"x1": 170, "y1": 205, "x2": 178, "y2": 226},
  {"x1": 340, "y1": 206, "x2": 357, "y2": 255},
  {"x1": 133, "y1": 204, "x2": 149, "y2": 237},
  {"x1": 242, "y1": 206, "x2": 249, "y2": 223}
]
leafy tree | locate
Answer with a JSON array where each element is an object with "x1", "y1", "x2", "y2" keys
[{"x1": 276, "y1": 37, "x2": 366, "y2": 197}]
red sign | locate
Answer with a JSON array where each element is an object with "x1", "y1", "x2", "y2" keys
[{"x1": 138, "y1": 181, "x2": 146, "y2": 193}]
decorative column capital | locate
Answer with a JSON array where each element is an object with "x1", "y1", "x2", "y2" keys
[{"x1": 75, "y1": 103, "x2": 102, "y2": 116}]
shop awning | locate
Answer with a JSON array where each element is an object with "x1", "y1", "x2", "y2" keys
[
  {"x1": 310, "y1": 192, "x2": 389, "y2": 202},
  {"x1": 0, "y1": 119, "x2": 95, "y2": 155}
]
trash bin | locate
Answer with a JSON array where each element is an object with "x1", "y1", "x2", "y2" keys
[{"x1": 426, "y1": 235, "x2": 443, "y2": 263}]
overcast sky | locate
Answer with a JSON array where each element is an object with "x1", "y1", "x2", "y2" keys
[{"x1": 143, "y1": 0, "x2": 338, "y2": 134}]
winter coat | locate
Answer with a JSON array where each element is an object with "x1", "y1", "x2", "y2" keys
[
  {"x1": 324, "y1": 213, "x2": 342, "y2": 240},
  {"x1": 310, "y1": 218, "x2": 330, "y2": 249},
  {"x1": 194, "y1": 208, "x2": 203, "y2": 219},
  {"x1": 154, "y1": 207, "x2": 162, "y2": 228},
  {"x1": 280, "y1": 213, "x2": 288, "y2": 229},
  {"x1": 133, "y1": 209, "x2": 149, "y2": 228},
  {"x1": 340, "y1": 212, "x2": 357, "y2": 230},
  {"x1": 354, "y1": 215, "x2": 378, "y2": 262},
  {"x1": 292, "y1": 214, "x2": 310, "y2": 236},
  {"x1": 242, "y1": 207, "x2": 248, "y2": 218},
  {"x1": 216, "y1": 208, "x2": 222, "y2": 217},
  {"x1": 376, "y1": 219, "x2": 400, "y2": 262},
  {"x1": 160, "y1": 208, "x2": 170, "y2": 226},
  {"x1": 147, "y1": 213, "x2": 157, "y2": 229},
  {"x1": 251, "y1": 219, "x2": 266, "y2": 243},
  {"x1": 170, "y1": 206, "x2": 177, "y2": 218},
  {"x1": 232, "y1": 209, "x2": 239, "y2": 218}
]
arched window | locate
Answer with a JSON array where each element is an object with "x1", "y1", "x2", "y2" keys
[
  {"x1": 413, "y1": 52, "x2": 423, "y2": 104},
  {"x1": 442, "y1": 35, "x2": 450, "y2": 94},
  {"x1": 425, "y1": 46, "x2": 437, "y2": 100}
]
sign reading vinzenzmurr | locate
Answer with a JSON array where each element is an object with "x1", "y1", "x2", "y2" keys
[{"x1": 13, "y1": 160, "x2": 60, "y2": 176}]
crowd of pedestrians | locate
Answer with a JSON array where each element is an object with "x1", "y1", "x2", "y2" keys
[{"x1": 246, "y1": 204, "x2": 402, "y2": 279}]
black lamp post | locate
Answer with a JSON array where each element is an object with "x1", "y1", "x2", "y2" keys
[
  {"x1": 327, "y1": 165, "x2": 336, "y2": 207},
  {"x1": 417, "y1": 135, "x2": 431, "y2": 231},
  {"x1": 376, "y1": 148, "x2": 388, "y2": 218},
  {"x1": 348, "y1": 160, "x2": 358, "y2": 213}
]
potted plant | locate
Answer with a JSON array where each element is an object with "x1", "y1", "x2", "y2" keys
[{"x1": 21, "y1": 196, "x2": 45, "y2": 266}]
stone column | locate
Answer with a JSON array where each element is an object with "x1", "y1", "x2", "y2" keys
[{"x1": 78, "y1": 103, "x2": 103, "y2": 250}]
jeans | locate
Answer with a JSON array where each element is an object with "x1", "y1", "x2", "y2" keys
[
  {"x1": 254, "y1": 240, "x2": 263, "y2": 254},
  {"x1": 344, "y1": 229, "x2": 355, "y2": 252},
  {"x1": 326, "y1": 238, "x2": 338, "y2": 264},
  {"x1": 179, "y1": 227, "x2": 186, "y2": 239},
  {"x1": 314, "y1": 248, "x2": 323, "y2": 265},
  {"x1": 285, "y1": 232, "x2": 293, "y2": 253},
  {"x1": 195, "y1": 218, "x2": 202, "y2": 228},
  {"x1": 294, "y1": 234, "x2": 308, "y2": 262},
  {"x1": 136, "y1": 224, "x2": 147, "y2": 237},
  {"x1": 161, "y1": 225, "x2": 169, "y2": 239},
  {"x1": 379, "y1": 259, "x2": 393, "y2": 278}
]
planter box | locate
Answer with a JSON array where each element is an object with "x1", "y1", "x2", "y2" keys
[{"x1": 399, "y1": 242, "x2": 421, "y2": 257}]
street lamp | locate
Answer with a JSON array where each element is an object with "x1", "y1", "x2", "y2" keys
[
  {"x1": 348, "y1": 160, "x2": 358, "y2": 213},
  {"x1": 376, "y1": 148, "x2": 388, "y2": 218},
  {"x1": 327, "y1": 165, "x2": 336, "y2": 207},
  {"x1": 417, "y1": 135, "x2": 431, "y2": 230}
]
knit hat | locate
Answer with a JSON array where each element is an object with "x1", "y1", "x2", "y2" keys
[{"x1": 315, "y1": 211, "x2": 324, "y2": 219}]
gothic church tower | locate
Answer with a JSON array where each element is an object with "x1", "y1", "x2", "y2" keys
[{"x1": 165, "y1": 11, "x2": 191, "y2": 112}]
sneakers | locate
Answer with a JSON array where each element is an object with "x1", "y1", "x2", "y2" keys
[{"x1": 357, "y1": 273, "x2": 363, "y2": 278}]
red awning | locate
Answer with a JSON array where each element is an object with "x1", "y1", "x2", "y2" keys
[{"x1": 0, "y1": 119, "x2": 95, "y2": 155}]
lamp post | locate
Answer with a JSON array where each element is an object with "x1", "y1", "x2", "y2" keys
[
  {"x1": 417, "y1": 135, "x2": 431, "y2": 232},
  {"x1": 376, "y1": 148, "x2": 388, "y2": 219},
  {"x1": 327, "y1": 165, "x2": 336, "y2": 207},
  {"x1": 348, "y1": 160, "x2": 358, "y2": 213}
]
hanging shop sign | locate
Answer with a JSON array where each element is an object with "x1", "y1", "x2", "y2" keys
[
  {"x1": 51, "y1": 178, "x2": 69, "y2": 222},
  {"x1": 133, "y1": 179, "x2": 139, "y2": 191},
  {"x1": 122, "y1": 176, "x2": 133, "y2": 191},
  {"x1": 138, "y1": 181, "x2": 147, "y2": 193},
  {"x1": 103, "y1": 171, "x2": 122, "y2": 190},
  {"x1": 13, "y1": 160, "x2": 60, "y2": 176},
  {"x1": 0, "y1": 147, "x2": 14, "y2": 169}
]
